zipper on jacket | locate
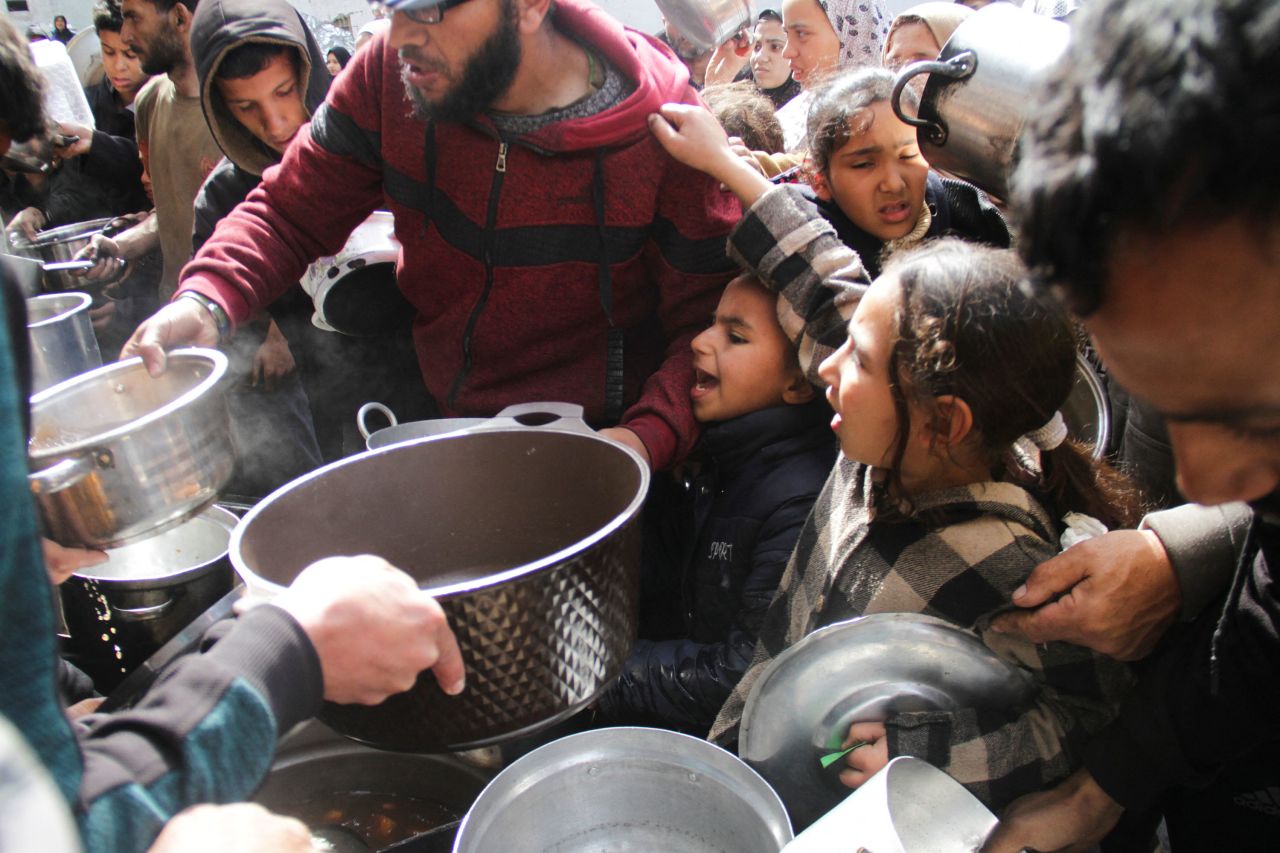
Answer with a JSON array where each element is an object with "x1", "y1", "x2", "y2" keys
[{"x1": 447, "y1": 138, "x2": 509, "y2": 409}]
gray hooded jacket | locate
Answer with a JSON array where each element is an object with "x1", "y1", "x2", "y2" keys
[{"x1": 190, "y1": 0, "x2": 330, "y2": 250}]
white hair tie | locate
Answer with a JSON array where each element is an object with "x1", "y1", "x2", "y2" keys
[{"x1": 1026, "y1": 411, "x2": 1068, "y2": 451}]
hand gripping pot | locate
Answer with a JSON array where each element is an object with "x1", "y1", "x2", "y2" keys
[
  {"x1": 231, "y1": 403, "x2": 649, "y2": 752},
  {"x1": 300, "y1": 210, "x2": 413, "y2": 336}
]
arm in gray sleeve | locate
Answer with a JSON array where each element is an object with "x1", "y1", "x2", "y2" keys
[{"x1": 1141, "y1": 502, "x2": 1253, "y2": 620}]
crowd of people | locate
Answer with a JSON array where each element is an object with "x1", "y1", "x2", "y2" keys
[{"x1": 1, "y1": 0, "x2": 1277, "y2": 850}]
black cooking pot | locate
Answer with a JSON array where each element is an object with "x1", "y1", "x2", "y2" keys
[
  {"x1": 60, "y1": 504, "x2": 238, "y2": 691},
  {"x1": 231, "y1": 403, "x2": 649, "y2": 752}
]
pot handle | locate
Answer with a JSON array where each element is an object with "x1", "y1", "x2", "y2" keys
[
  {"x1": 114, "y1": 597, "x2": 174, "y2": 623},
  {"x1": 891, "y1": 51, "x2": 978, "y2": 147},
  {"x1": 483, "y1": 402, "x2": 593, "y2": 435},
  {"x1": 357, "y1": 401, "x2": 398, "y2": 440},
  {"x1": 28, "y1": 453, "x2": 96, "y2": 495}
]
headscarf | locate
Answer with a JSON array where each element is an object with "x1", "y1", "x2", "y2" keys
[
  {"x1": 818, "y1": 0, "x2": 891, "y2": 68},
  {"x1": 887, "y1": 2, "x2": 972, "y2": 54},
  {"x1": 328, "y1": 45, "x2": 351, "y2": 69}
]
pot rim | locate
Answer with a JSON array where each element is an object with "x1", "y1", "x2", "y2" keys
[
  {"x1": 28, "y1": 347, "x2": 229, "y2": 461},
  {"x1": 231, "y1": 425, "x2": 650, "y2": 599},
  {"x1": 26, "y1": 291, "x2": 93, "y2": 327},
  {"x1": 11, "y1": 216, "x2": 115, "y2": 250},
  {"x1": 72, "y1": 504, "x2": 239, "y2": 585}
]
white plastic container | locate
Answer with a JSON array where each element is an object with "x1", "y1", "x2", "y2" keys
[{"x1": 30, "y1": 39, "x2": 96, "y2": 129}]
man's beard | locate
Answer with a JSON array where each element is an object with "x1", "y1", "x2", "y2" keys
[
  {"x1": 401, "y1": 3, "x2": 522, "y2": 124},
  {"x1": 137, "y1": 26, "x2": 186, "y2": 76}
]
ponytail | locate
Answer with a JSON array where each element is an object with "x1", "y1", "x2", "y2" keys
[{"x1": 1039, "y1": 438, "x2": 1147, "y2": 531}]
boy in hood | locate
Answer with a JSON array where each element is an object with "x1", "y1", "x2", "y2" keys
[{"x1": 122, "y1": 0, "x2": 741, "y2": 474}]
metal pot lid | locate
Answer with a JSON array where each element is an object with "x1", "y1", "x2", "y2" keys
[
  {"x1": 75, "y1": 505, "x2": 238, "y2": 582},
  {"x1": 738, "y1": 613, "x2": 1036, "y2": 830}
]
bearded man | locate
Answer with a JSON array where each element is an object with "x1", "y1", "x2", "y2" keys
[{"x1": 123, "y1": 0, "x2": 740, "y2": 473}]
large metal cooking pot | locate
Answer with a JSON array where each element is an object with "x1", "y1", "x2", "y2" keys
[
  {"x1": 10, "y1": 217, "x2": 126, "y2": 292},
  {"x1": 232, "y1": 403, "x2": 649, "y2": 752},
  {"x1": 60, "y1": 505, "x2": 238, "y2": 691},
  {"x1": 654, "y1": 0, "x2": 754, "y2": 51},
  {"x1": 356, "y1": 401, "x2": 485, "y2": 451},
  {"x1": 454, "y1": 727, "x2": 794, "y2": 853},
  {"x1": 891, "y1": 3, "x2": 1070, "y2": 200},
  {"x1": 26, "y1": 292, "x2": 102, "y2": 394},
  {"x1": 28, "y1": 348, "x2": 234, "y2": 548},
  {"x1": 257, "y1": 722, "x2": 493, "y2": 852}
]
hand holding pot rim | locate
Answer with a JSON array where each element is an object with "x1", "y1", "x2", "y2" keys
[
  {"x1": 272, "y1": 555, "x2": 466, "y2": 705},
  {"x1": 120, "y1": 297, "x2": 221, "y2": 377}
]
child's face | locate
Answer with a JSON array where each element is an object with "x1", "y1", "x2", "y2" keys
[
  {"x1": 818, "y1": 274, "x2": 930, "y2": 469},
  {"x1": 690, "y1": 277, "x2": 805, "y2": 423},
  {"x1": 814, "y1": 101, "x2": 930, "y2": 242},
  {"x1": 781, "y1": 0, "x2": 842, "y2": 87}
]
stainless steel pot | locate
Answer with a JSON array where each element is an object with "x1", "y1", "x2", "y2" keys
[
  {"x1": 257, "y1": 722, "x2": 493, "y2": 852},
  {"x1": 356, "y1": 401, "x2": 485, "y2": 451},
  {"x1": 232, "y1": 403, "x2": 649, "y2": 752},
  {"x1": 454, "y1": 727, "x2": 794, "y2": 853},
  {"x1": 10, "y1": 217, "x2": 126, "y2": 292},
  {"x1": 1064, "y1": 354, "x2": 1111, "y2": 462},
  {"x1": 60, "y1": 505, "x2": 238, "y2": 691},
  {"x1": 891, "y1": 3, "x2": 1070, "y2": 200},
  {"x1": 653, "y1": 0, "x2": 754, "y2": 51},
  {"x1": 26, "y1": 292, "x2": 102, "y2": 394},
  {"x1": 28, "y1": 348, "x2": 234, "y2": 548}
]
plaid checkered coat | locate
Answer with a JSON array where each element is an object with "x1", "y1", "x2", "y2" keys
[{"x1": 708, "y1": 185, "x2": 1134, "y2": 810}]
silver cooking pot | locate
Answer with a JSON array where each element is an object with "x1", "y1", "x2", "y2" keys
[
  {"x1": 454, "y1": 727, "x2": 794, "y2": 853},
  {"x1": 26, "y1": 292, "x2": 102, "y2": 394},
  {"x1": 60, "y1": 505, "x2": 239, "y2": 691},
  {"x1": 891, "y1": 3, "x2": 1070, "y2": 200},
  {"x1": 231, "y1": 402, "x2": 649, "y2": 752},
  {"x1": 653, "y1": 0, "x2": 754, "y2": 51},
  {"x1": 28, "y1": 348, "x2": 235, "y2": 548},
  {"x1": 10, "y1": 217, "x2": 127, "y2": 292}
]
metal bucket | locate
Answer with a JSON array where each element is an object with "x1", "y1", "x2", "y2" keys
[
  {"x1": 232, "y1": 403, "x2": 649, "y2": 752},
  {"x1": 26, "y1": 292, "x2": 102, "y2": 394},
  {"x1": 28, "y1": 348, "x2": 234, "y2": 548},
  {"x1": 60, "y1": 505, "x2": 238, "y2": 691},
  {"x1": 781, "y1": 757, "x2": 998, "y2": 853},
  {"x1": 453, "y1": 727, "x2": 794, "y2": 853},
  {"x1": 891, "y1": 4, "x2": 1071, "y2": 200}
]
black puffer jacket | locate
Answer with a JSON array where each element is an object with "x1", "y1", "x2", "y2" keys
[{"x1": 598, "y1": 399, "x2": 837, "y2": 733}]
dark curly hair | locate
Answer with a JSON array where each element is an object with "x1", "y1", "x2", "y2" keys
[
  {"x1": 1013, "y1": 0, "x2": 1280, "y2": 316},
  {"x1": 879, "y1": 239, "x2": 1143, "y2": 529}
]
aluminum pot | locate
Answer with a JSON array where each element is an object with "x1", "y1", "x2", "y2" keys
[
  {"x1": 454, "y1": 727, "x2": 794, "y2": 853},
  {"x1": 1064, "y1": 354, "x2": 1111, "y2": 462},
  {"x1": 653, "y1": 0, "x2": 754, "y2": 51},
  {"x1": 26, "y1": 292, "x2": 102, "y2": 394},
  {"x1": 28, "y1": 348, "x2": 234, "y2": 548},
  {"x1": 232, "y1": 402, "x2": 649, "y2": 752},
  {"x1": 356, "y1": 401, "x2": 485, "y2": 451},
  {"x1": 257, "y1": 722, "x2": 493, "y2": 852},
  {"x1": 10, "y1": 217, "x2": 128, "y2": 292},
  {"x1": 891, "y1": 3, "x2": 1070, "y2": 200},
  {"x1": 60, "y1": 505, "x2": 238, "y2": 692}
]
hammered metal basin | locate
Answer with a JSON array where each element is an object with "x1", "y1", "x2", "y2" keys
[
  {"x1": 231, "y1": 408, "x2": 648, "y2": 752},
  {"x1": 739, "y1": 613, "x2": 1036, "y2": 830}
]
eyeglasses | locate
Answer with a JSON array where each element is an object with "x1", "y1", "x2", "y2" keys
[{"x1": 370, "y1": 0, "x2": 475, "y2": 25}]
